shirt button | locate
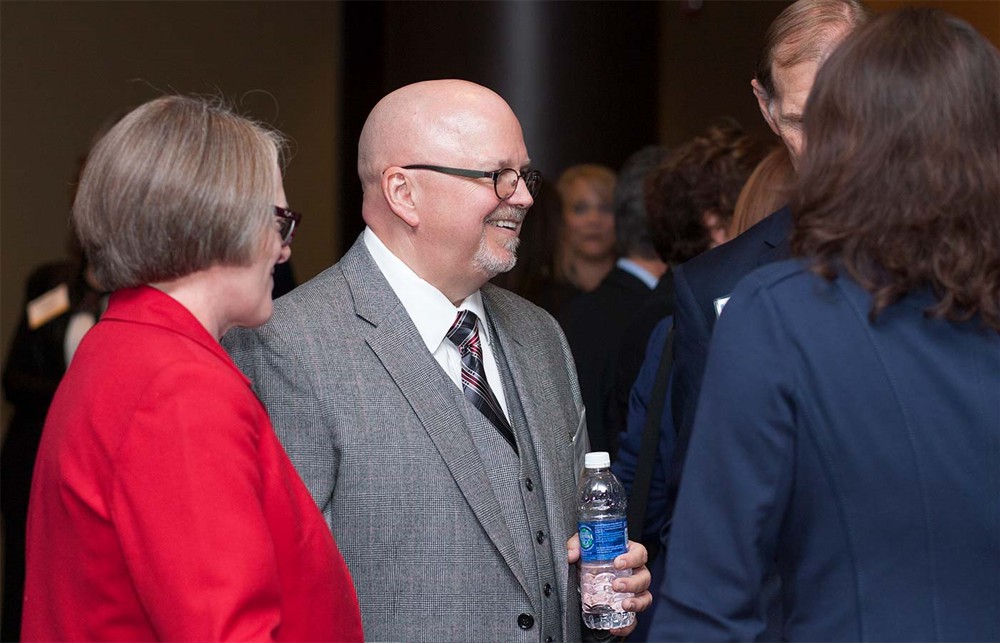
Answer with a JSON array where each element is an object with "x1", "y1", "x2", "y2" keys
[
  {"x1": 536, "y1": 530, "x2": 546, "y2": 544},
  {"x1": 525, "y1": 477, "x2": 534, "y2": 491},
  {"x1": 517, "y1": 613, "x2": 534, "y2": 630},
  {"x1": 544, "y1": 583, "x2": 552, "y2": 597}
]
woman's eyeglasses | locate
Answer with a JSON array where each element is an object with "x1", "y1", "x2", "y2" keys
[{"x1": 274, "y1": 206, "x2": 302, "y2": 246}]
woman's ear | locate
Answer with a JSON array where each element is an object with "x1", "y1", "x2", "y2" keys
[{"x1": 382, "y1": 167, "x2": 420, "y2": 228}]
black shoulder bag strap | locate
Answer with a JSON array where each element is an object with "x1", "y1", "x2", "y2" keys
[{"x1": 626, "y1": 323, "x2": 675, "y2": 560}]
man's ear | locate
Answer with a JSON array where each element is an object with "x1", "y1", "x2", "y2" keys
[
  {"x1": 751, "y1": 78, "x2": 781, "y2": 137},
  {"x1": 382, "y1": 167, "x2": 420, "y2": 228}
]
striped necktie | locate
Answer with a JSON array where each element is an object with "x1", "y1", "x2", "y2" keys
[{"x1": 446, "y1": 310, "x2": 518, "y2": 455}]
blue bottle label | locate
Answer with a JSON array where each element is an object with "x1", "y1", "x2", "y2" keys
[{"x1": 577, "y1": 518, "x2": 628, "y2": 563}]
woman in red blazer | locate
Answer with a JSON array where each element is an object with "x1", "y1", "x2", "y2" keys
[{"x1": 22, "y1": 95, "x2": 363, "y2": 642}]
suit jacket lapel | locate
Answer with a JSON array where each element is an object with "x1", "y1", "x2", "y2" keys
[
  {"x1": 483, "y1": 289, "x2": 578, "y2": 620},
  {"x1": 340, "y1": 237, "x2": 529, "y2": 596}
]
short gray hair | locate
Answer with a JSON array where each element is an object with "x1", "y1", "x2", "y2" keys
[{"x1": 73, "y1": 95, "x2": 285, "y2": 291}]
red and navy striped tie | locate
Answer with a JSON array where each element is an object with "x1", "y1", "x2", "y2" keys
[{"x1": 446, "y1": 310, "x2": 518, "y2": 455}]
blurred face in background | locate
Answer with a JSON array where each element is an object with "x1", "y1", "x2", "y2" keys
[
  {"x1": 702, "y1": 210, "x2": 730, "y2": 248},
  {"x1": 561, "y1": 177, "x2": 616, "y2": 262}
]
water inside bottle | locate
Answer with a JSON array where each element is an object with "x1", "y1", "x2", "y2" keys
[{"x1": 580, "y1": 563, "x2": 636, "y2": 630}]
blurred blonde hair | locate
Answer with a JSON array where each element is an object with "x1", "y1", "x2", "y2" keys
[
  {"x1": 554, "y1": 163, "x2": 618, "y2": 285},
  {"x1": 555, "y1": 164, "x2": 617, "y2": 207},
  {"x1": 729, "y1": 145, "x2": 794, "y2": 238}
]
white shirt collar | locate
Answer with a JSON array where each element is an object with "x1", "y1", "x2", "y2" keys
[
  {"x1": 363, "y1": 227, "x2": 492, "y2": 353},
  {"x1": 616, "y1": 257, "x2": 658, "y2": 289}
]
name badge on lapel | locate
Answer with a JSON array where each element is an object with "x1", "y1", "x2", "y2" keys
[
  {"x1": 27, "y1": 284, "x2": 71, "y2": 329},
  {"x1": 713, "y1": 296, "x2": 731, "y2": 318}
]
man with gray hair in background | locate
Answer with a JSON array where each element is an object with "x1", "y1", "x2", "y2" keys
[{"x1": 664, "y1": 0, "x2": 870, "y2": 529}]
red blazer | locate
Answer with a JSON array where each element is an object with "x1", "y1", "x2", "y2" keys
[{"x1": 22, "y1": 286, "x2": 362, "y2": 642}]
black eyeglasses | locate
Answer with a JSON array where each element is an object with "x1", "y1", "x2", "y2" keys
[
  {"x1": 402, "y1": 164, "x2": 541, "y2": 200},
  {"x1": 274, "y1": 206, "x2": 301, "y2": 246}
]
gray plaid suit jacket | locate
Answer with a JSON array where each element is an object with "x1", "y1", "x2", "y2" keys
[{"x1": 225, "y1": 235, "x2": 587, "y2": 642}]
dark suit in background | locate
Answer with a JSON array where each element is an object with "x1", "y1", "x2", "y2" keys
[
  {"x1": 559, "y1": 265, "x2": 654, "y2": 456},
  {"x1": 666, "y1": 206, "x2": 790, "y2": 516},
  {"x1": 1, "y1": 260, "x2": 103, "y2": 641},
  {"x1": 605, "y1": 271, "x2": 675, "y2": 452}
]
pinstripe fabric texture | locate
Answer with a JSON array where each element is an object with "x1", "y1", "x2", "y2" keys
[{"x1": 224, "y1": 235, "x2": 586, "y2": 642}]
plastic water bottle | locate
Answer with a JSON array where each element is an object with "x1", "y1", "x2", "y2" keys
[{"x1": 577, "y1": 451, "x2": 635, "y2": 630}]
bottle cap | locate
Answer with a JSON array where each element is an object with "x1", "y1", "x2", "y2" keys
[{"x1": 584, "y1": 451, "x2": 611, "y2": 469}]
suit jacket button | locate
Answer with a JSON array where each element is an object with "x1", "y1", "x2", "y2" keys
[
  {"x1": 525, "y1": 477, "x2": 534, "y2": 491},
  {"x1": 517, "y1": 613, "x2": 534, "y2": 630},
  {"x1": 543, "y1": 583, "x2": 552, "y2": 597},
  {"x1": 545, "y1": 637, "x2": 554, "y2": 643},
  {"x1": 536, "y1": 530, "x2": 546, "y2": 544}
]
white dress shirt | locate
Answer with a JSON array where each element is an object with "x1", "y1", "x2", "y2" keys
[{"x1": 364, "y1": 228, "x2": 511, "y2": 422}]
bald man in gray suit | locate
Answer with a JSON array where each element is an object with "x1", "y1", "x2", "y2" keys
[{"x1": 225, "y1": 79, "x2": 651, "y2": 642}]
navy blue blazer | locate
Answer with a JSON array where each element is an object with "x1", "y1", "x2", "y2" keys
[
  {"x1": 653, "y1": 259, "x2": 1000, "y2": 641},
  {"x1": 612, "y1": 316, "x2": 673, "y2": 642},
  {"x1": 613, "y1": 316, "x2": 674, "y2": 547},
  {"x1": 666, "y1": 206, "x2": 792, "y2": 517}
]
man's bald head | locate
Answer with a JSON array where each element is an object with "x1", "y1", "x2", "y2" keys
[
  {"x1": 355, "y1": 79, "x2": 534, "y2": 304},
  {"x1": 357, "y1": 80, "x2": 521, "y2": 191}
]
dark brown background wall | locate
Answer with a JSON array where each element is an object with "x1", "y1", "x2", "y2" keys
[{"x1": 1, "y1": 1, "x2": 344, "y2": 428}]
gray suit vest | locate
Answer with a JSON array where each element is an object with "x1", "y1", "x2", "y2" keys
[{"x1": 451, "y1": 321, "x2": 564, "y2": 643}]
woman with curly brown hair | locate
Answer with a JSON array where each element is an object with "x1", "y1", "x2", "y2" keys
[
  {"x1": 644, "y1": 120, "x2": 770, "y2": 266},
  {"x1": 657, "y1": 7, "x2": 1000, "y2": 641}
]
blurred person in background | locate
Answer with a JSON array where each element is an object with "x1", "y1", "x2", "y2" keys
[
  {"x1": 559, "y1": 146, "x2": 670, "y2": 457},
  {"x1": 489, "y1": 180, "x2": 571, "y2": 316},
  {"x1": 645, "y1": 120, "x2": 767, "y2": 262},
  {"x1": 658, "y1": 7, "x2": 1000, "y2": 640},
  {"x1": 1, "y1": 114, "x2": 124, "y2": 640},
  {"x1": 21, "y1": 95, "x2": 361, "y2": 641},
  {"x1": 1, "y1": 252, "x2": 104, "y2": 642},
  {"x1": 554, "y1": 164, "x2": 618, "y2": 296},
  {"x1": 665, "y1": 0, "x2": 870, "y2": 549},
  {"x1": 610, "y1": 122, "x2": 769, "y2": 468},
  {"x1": 610, "y1": 123, "x2": 768, "y2": 641}
]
